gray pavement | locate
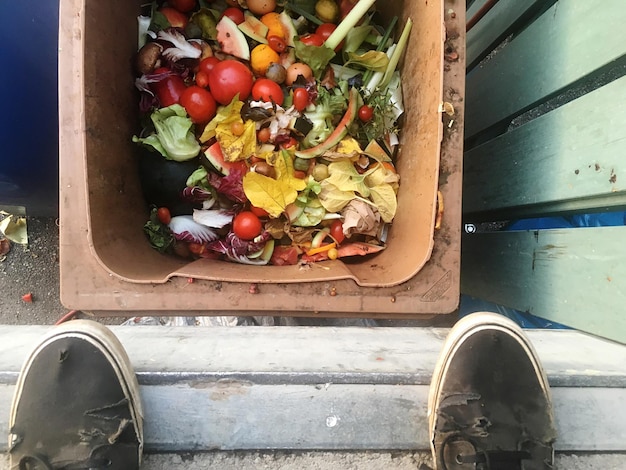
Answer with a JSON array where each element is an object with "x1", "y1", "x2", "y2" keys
[{"x1": 2, "y1": 451, "x2": 626, "y2": 469}]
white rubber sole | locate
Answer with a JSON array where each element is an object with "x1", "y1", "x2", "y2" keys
[
  {"x1": 8, "y1": 320, "x2": 144, "y2": 462},
  {"x1": 427, "y1": 312, "x2": 552, "y2": 470}
]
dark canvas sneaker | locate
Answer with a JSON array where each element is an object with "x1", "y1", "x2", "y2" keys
[
  {"x1": 428, "y1": 312, "x2": 557, "y2": 470},
  {"x1": 8, "y1": 320, "x2": 143, "y2": 470}
]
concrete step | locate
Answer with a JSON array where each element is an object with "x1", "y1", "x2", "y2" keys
[{"x1": 1, "y1": 325, "x2": 625, "y2": 454}]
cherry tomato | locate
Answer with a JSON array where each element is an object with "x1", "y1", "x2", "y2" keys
[
  {"x1": 169, "y1": 0, "x2": 197, "y2": 13},
  {"x1": 232, "y1": 211, "x2": 262, "y2": 240},
  {"x1": 292, "y1": 87, "x2": 309, "y2": 112},
  {"x1": 195, "y1": 70, "x2": 210, "y2": 88},
  {"x1": 358, "y1": 104, "x2": 374, "y2": 122},
  {"x1": 316, "y1": 23, "x2": 337, "y2": 41},
  {"x1": 267, "y1": 35, "x2": 287, "y2": 53},
  {"x1": 159, "y1": 7, "x2": 188, "y2": 28},
  {"x1": 208, "y1": 60, "x2": 254, "y2": 105},
  {"x1": 329, "y1": 220, "x2": 345, "y2": 244},
  {"x1": 151, "y1": 68, "x2": 187, "y2": 107},
  {"x1": 250, "y1": 206, "x2": 270, "y2": 218},
  {"x1": 252, "y1": 78, "x2": 284, "y2": 105},
  {"x1": 299, "y1": 33, "x2": 324, "y2": 47},
  {"x1": 180, "y1": 86, "x2": 217, "y2": 123},
  {"x1": 198, "y1": 57, "x2": 221, "y2": 76},
  {"x1": 222, "y1": 7, "x2": 245, "y2": 25},
  {"x1": 316, "y1": 23, "x2": 343, "y2": 51},
  {"x1": 156, "y1": 207, "x2": 172, "y2": 225},
  {"x1": 230, "y1": 121, "x2": 245, "y2": 136},
  {"x1": 257, "y1": 127, "x2": 271, "y2": 143}
]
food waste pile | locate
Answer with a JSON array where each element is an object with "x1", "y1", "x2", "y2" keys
[{"x1": 133, "y1": 0, "x2": 412, "y2": 267}]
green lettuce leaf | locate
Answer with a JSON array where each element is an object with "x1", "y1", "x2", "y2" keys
[{"x1": 133, "y1": 104, "x2": 200, "y2": 162}]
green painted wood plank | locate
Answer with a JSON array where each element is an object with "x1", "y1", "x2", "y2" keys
[
  {"x1": 467, "y1": 0, "x2": 551, "y2": 69},
  {"x1": 461, "y1": 227, "x2": 626, "y2": 344},
  {"x1": 466, "y1": 0, "x2": 487, "y2": 19},
  {"x1": 465, "y1": 0, "x2": 626, "y2": 140},
  {"x1": 463, "y1": 75, "x2": 626, "y2": 221}
]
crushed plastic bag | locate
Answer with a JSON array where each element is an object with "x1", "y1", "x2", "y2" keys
[{"x1": 121, "y1": 315, "x2": 277, "y2": 327}]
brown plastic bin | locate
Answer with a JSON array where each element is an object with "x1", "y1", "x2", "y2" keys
[{"x1": 59, "y1": 0, "x2": 465, "y2": 317}]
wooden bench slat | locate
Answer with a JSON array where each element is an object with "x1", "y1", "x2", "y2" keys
[
  {"x1": 467, "y1": 0, "x2": 552, "y2": 70},
  {"x1": 463, "y1": 75, "x2": 626, "y2": 221},
  {"x1": 465, "y1": 0, "x2": 626, "y2": 140},
  {"x1": 461, "y1": 227, "x2": 626, "y2": 344}
]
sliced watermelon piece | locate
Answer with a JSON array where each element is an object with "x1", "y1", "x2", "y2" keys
[
  {"x1": 216, "y1": 16, "x2": 250, "y2": 60},
  {"x1": 204, "y1": 142, "x2": 248, "y2": 176},
  {"x1": 239, "y1": 14, "x2": 269, "y2": 44}
]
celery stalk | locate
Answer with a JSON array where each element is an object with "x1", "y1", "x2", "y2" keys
[
  {"x1": 325, "y1": 0, "x2": 377, "y2": 52},
  {"x1": 379, "y1": 18, "x2": 412, "y2": 90}
]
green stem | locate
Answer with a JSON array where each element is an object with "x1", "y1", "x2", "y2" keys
[
  {"x1": 363, "y1": 15, "x2": 397, "y2": 85},
  {"x1": 379, "y1": 17, "x2": 412, "y2": 91},
  {"x1": 286, "y1": 2, "x2": 324, "y2": 26},
  {"x1": 325, "y1": 0, "x2": 377, "y2": 51}
]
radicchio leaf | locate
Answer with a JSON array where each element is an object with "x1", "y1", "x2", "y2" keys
[
  {"x1": 181, "y1": 186, "x2": 214, "y2": 204},
  {"x1": 168, "y1": 215, "x2": 218, "y2": 243},
  {"x1": 209, "y1": 168, "x2": 247, "y2": 203},
  {"x1": 207, "y1": 231, "x2": 271, "y2": 258}
]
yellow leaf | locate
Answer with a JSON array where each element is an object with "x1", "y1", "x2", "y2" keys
[
  {"x1": 242, "y1": 150, "x2": 306, "y2": 217},
  {"x1": 199, "y1": 98, "x2": 243, "y2": 143},
  {"x1": 216, "y1": 120, "x2": 256, "y2": 162},
  {"x1": 322, "y1": 137, "x2": 363, "y2": 161},
  {"x1": 243, "y1": 172, "x2": 299, "y2": 218},
  {"x1": 369, "y1": 184, "x2": 397, "y2": 223},
  {"x1": 274, "y1": 151, "x2": 307, "y2": 191}
]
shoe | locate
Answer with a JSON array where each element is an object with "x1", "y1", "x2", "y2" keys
[
  {"x1": 428, "y1": 312, "x2": 556, "y2": 470},
  {"x1": 8, "y1": 320, "x2": 143, "y2": 470}
]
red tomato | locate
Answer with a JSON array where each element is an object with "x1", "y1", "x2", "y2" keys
[
  {"x1": 180, "y1": 86, "x2": 217, "y2": 123},
  {"x1": 208, "y1": 60, "x2": 254, "y2": 105},
  {"x1": 267, "y1": 35, "x2": 287, "y2": 53},
  {"x1": 159, "y1": 7, "x2": 188, "y2": 28},
  {"x1": 195, "y1": 70, "x2": 210, "y2": 88},
  {"x1": 329, "y1": 220, "x2": 345, "y2": 244},
  {"x1": 151, "y1": 69, "x2": 187, "y2": 107},
  {"x1": 252, "y1": 78, "x2": 284, "y2": 105},
  {"x1": 157, "y1": 207, "x2": 172, "y2": 225},
  {"x1": 232, "y1": 211, "x2": 262, "y2": 240},
  {"x1": 299, "y1": 33, "x2": 324, "y2": 47},
  {"x1": 198, "y1": 57, "x2": 221, "y2": 76},
  {"x1": 169, "y1": 0, "x2": 197, "y2": 13},
  {"x1": 292, "y1": 87, "x2": 309, "y2": 112},
  {"x1": 222, "y1": 7, "x2": 245, "y2": 24},
  {"x1": 316, "y1": 23, "x2": 343, "y2": 51},
  {"x1": 270, "y1": 245, "x2": 299, "y2": 266},
  {"x1": 250, "y1": 206, "x2": 270, "y2": 218},
  {"x1": 316, "y1": 23, "x2": 337, "y2": 41},
  {"x1": 358, "y1": 104, "x2": 374, "y2": 122}
]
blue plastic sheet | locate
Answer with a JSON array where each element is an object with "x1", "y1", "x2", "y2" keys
[{"x1": 0, "y1": 1, "x2": 59, "y2": 215}]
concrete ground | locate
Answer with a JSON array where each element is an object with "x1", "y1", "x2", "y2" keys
[{"x1": 2, "y1": 451, "x2": 626, "y2": 469}]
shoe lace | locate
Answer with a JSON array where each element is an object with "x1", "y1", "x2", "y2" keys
[
  {"x1": 19, "y1": 454, "x2": 111, "y2": 470},
  {"x1": 440, "y1": 434, "x2": 531, "y2": 470}
]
